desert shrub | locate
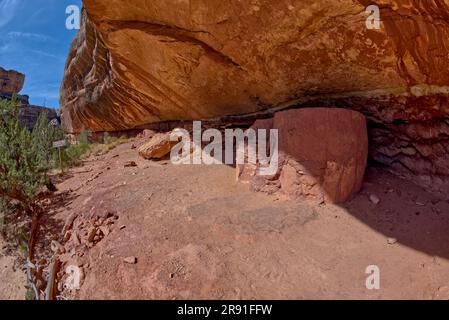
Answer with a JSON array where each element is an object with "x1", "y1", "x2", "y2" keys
[
  {"x1": 0, "y1": 97, "x2": 68, "y2": 261},
  {"x1": 0, "y1": 98, "x2": 50, "y2": 214},
  {"x1": 88, "y1": 133, "x2": 129, "y2": 157},
  {"x1": 0, "y1": 198, "x2": 11, "y2": 235},
  {"x1": 63, "y1": 130, "x2": 91, "y2": 166},
  {"x1": 32, "y1": 111, "x2": 63, "y2": 167},
  {"x1": 51, "y1": 130, "x2": 91, "y2": 169}
]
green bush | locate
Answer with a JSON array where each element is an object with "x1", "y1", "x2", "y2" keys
[
  {"x1": 0, "y1": 98, "x2": 95, "y2": 259},
  {"x1": 63, "y1": 131, "x2": 91, "y2": 167},
  {"x1": 32, "y1": 110, "x2": 63, "y2": 169},
  {"x1": 0, "y1": 98, "x2": 50, "y2": 214},
  {"x1": 48, "y1": 130, "x2": 92, "y2": 170}
]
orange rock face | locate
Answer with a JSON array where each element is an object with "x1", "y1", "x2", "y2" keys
[
  {"x1": 60, "y1": 0, "x2": 449, "y2": 193},
  {"x1": 62, "y1": 0, "x2": 449, "y2": 133}
]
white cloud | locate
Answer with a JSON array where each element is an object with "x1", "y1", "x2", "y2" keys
[
  {"x1": 30, "y1": 49, "x2": 63, "y2": 60},
  {"x1": 7, "y1": 31, "x2": 53, "y2": 42},
  {"x1": 0, "y1": 0, "x2": 21, "y2": 29}
]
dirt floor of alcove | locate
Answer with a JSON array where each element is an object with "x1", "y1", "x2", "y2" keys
[{"x1": 3, "y1": 137, "x2": 449, "y2": 300}]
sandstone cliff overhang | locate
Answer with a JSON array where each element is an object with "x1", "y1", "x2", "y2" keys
[{"x1": 60, "y1": 0, "x2": 449, "y2": 194}]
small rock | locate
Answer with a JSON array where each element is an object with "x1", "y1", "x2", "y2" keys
[
  {"x1": 387, "y1": 237, "x2": 397, "y2": 245},
  {"x1": 99, "y1": 226, "x2": 110, "y2": 237},
  {"x1": 57, "y1": 281, "x2": 63, "y2": 292},
  {"x1": 124, "y1": 256, "x2": 137, "y2": 264},
  {"x1": 50, "y1": 240, "x2": 65, "y2": 254},
  {"x1": 87, "y1": 227, "x2": 97, "y2": 243},
  {"x1": 64, "y1": 231, "x2": 72, "y2": 242},
  {"x1": 415, "y1": 195, "x2": 428, "y2": 207},
  {"x1": 119, "y1": 225, "x2": 126, "y2": 230},
  {"x1": 124, "y1": 161, "x2": 138, "y2": 168},
  {"x1": 72, "y1": 231, "x2": 81, "y2": 246},
  {"x1": 369, "y1": 194, "x2": 381, "y2": 205},
  {"x1": 63, "y1": 213, "x2": 77, "y2": 234}
]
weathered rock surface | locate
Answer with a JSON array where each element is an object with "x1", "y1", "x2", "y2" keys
[
  {"x1": 138, "y1": 132, "x2": 178, "y2": 159},
  {"x1": 237, "y1": 108, "x2": 368, "y2": 203},
  {"x1": 61, "y1": 0, "x2": 449, "y2": 194},
  {"x1": 0, "y1": 67, "x2": 24, "y2": 95}
]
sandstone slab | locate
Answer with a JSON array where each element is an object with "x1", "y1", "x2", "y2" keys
[{"x1": 238, "y1": 108, "x2": 368, "y2": 204}]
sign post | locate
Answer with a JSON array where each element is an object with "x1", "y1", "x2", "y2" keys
[{"x1": 53, "y1": 140, "x2": 68, "y2": 173}]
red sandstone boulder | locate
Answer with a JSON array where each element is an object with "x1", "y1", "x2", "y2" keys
[
  {"x1": 238, "y1": 108, "x2": 368, "y2": 204},
  {"x1": 138, "y1": 132, "x2": 179, "y2": 159}
]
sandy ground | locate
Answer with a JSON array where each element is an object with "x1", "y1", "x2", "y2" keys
[
  {"x1": 0, "y1": 238, "x2": 26, "y2": 300},
  {"x1": 44, "y1": 139, "x2": 448, "y2": 300},
  {"x1": 2, "y1": 138, "x2": 449, "y2": 300}
]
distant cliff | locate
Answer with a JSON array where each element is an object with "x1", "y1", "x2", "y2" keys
[
  {"x1": 0, "y1": 67, "x2": 24, "y2": 94},
  {"x1": 1, "y1": 66, "x2": 58, "y2": 130}
]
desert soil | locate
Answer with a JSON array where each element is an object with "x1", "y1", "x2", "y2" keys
[
  {"x1": 3, "y1": 137, "x2": 449, "y2": 300},
  {"x1": 0, "y1": 238, "x2": 26, "y2": 300}
]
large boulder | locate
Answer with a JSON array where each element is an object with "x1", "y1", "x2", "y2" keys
[
  {"x1": 60, "y1": 0, "x2": 449, "y2": 194},
  {"x1": 237, "y1": 108, "x2": 368, "y2": 203},
  {"x1": 138, "y1": 132, "x2": 178, "y2": 159},
  {"x1": 0, "y1": 67, "x2": 24, "y2": 95}
]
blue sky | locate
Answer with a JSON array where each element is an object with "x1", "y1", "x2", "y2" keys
[{"x1": 0, "y1": 0, "x2": 82, "y2": 109}]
